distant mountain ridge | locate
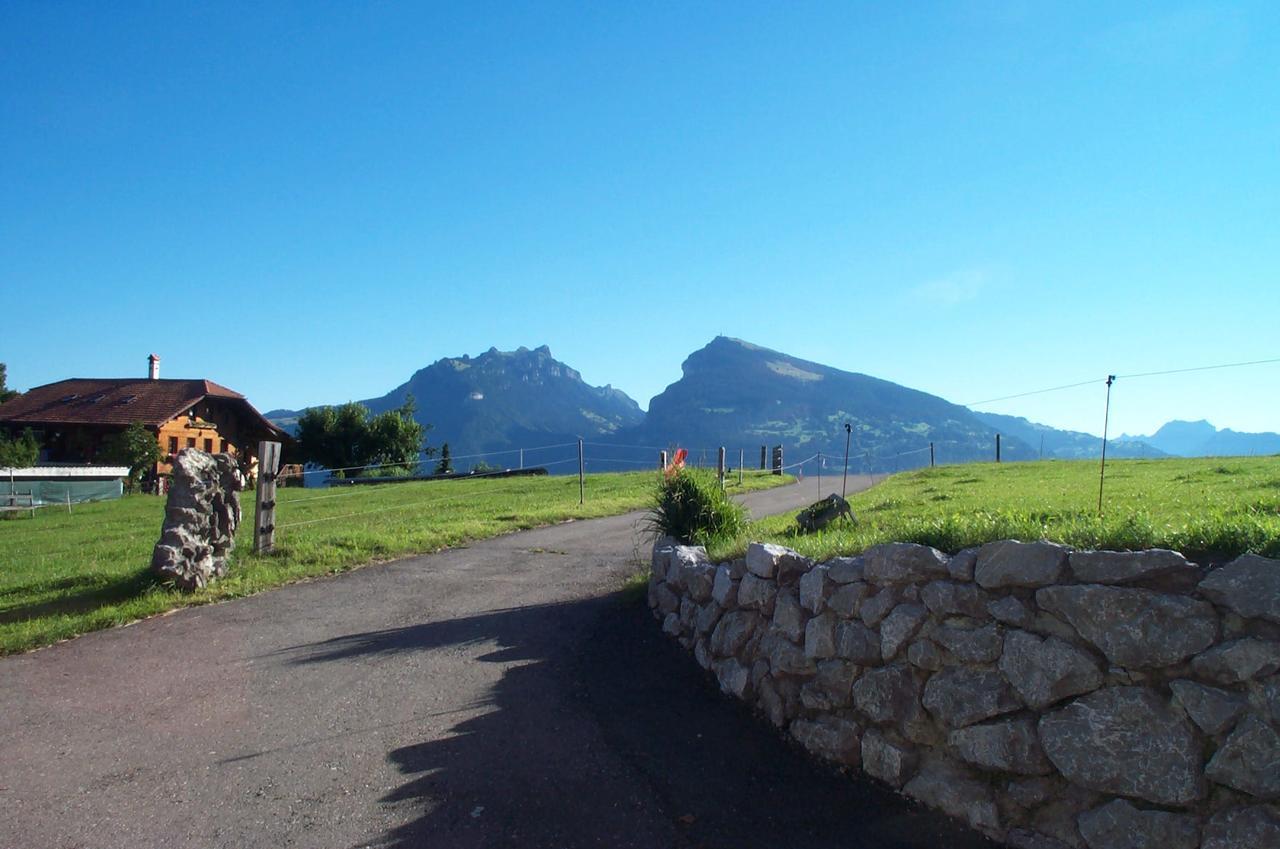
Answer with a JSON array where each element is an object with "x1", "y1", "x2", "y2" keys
[
  {"x1": 613, "y1": 337, "x2": 1034, "y2": 470},
  {"x1": 973, "y1": 411, "x2": 1165, "y2": 460},
  {"x1": 1124, "y1": 420, "x2": 1280, "y2": 458}
]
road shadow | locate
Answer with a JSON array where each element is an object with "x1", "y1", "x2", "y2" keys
[{"x1": 284, "y1": 595, "x2": 995, "y2": 849}]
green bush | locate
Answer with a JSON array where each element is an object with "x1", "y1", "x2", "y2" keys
[{"x1": 649, "y1": 468, "x2": 746, "y2": 545}]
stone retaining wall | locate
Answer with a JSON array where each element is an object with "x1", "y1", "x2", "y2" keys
[{"x1": 648, "y1": 538, "x2": 1280, "y2": 848}]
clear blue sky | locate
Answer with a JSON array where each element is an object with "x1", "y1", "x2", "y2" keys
[{"x1": 3, "y1": 2, "x2": 1277, "y2": 438}]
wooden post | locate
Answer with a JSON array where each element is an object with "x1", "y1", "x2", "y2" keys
[
  {"x1": 717, "y1": 447, "x2": 725, "y2": 490},
  {"x1": 660, "y1": 450, "x2": 668, "y2": 470},
  {"x1": 772, "y1": 445, "x2": 783, "y2": 476},
  {"x1": 996, "y1": 434, "x2": 1001, "y2": 463},
  {"x1": 930, "y1": 442, "x2": 935, "y2": 468},
  {"x1": 577, "y1": 438, "x2": 584, "y2": 505},
  {"x1": 66, "y1": 490, "x2": 72, "y2": 514},
  {"x1": 817, "y1": 452, "x2": 822, "y2": 498},
  {"x1": 254, "y1": 440, "x2": 281, "y2": 554},
  {"x1": 760, "y1": 445, "x2": 767, "y2": 470}
]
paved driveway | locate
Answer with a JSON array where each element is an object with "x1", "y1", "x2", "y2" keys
[{"x1": 0, "y1": 480, "x2": 991, "y2": 848}]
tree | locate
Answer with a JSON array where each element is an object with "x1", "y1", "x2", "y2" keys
[
  {"x1": 434, "y1": 443, "x2": 453, "y2": 475},
  {"x1": 295, "y1": 395, "x2": 432, "y2": 475},
  {"x1": 0, "y1": 427, "x2": 39, "y2": 468},
  {"x1": 100, "y1": 422, "x2": 165, "y2": 493},
  {"x1": 0, "y1": 363, "x2": 17, "y2": 404}
]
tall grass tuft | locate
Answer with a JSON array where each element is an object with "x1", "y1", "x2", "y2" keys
[{"x1": 648, "y1": 468, "x2": 746, "y2": 546}]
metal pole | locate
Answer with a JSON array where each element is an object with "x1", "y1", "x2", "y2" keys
[
  {"x1": 996, "y1": 434, "x2": 1001, "y2": 463},
  {"x1": 739, "y1": 449, "x2": 743, "y2": 485},
  {"x1": 842, "y1": 423, "x2": 851, "y2": 499},
  {"x1": 717, "y1": 447, "x2": 725, "y2": 490},
  {"x1": 578, "y1": 438, "x2": 584, "y2": 505},
  {"x1": 519, "y1": 448, "x2": 523, "y2": 470},
  {"x1": 817, "y1": 452, "x2": 822, "y2": 498},
  {"x1": 1098, "y1": 376, "x2": 1116, "y2": 515},
  {"x1": 660, "y1": 450, "x2": 668, "y2": 470},
  {"x1": 929, "y1": 442, "x2": 935, "y2": 468}
]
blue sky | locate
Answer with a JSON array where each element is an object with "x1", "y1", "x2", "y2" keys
[{"x1": 2, "y1": 2, "x2": 1277, "y2": 438}]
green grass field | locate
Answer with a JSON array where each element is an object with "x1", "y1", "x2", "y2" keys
[
  {"x1": 0, "y1": 470, "x2": 790, "y2": 655},
  {"x1": 709, "y1": 456, "x2": 1280, "y2": 564}
]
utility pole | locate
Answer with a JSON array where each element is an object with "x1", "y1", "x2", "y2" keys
[
  {"x1": 578, "y1": 438, "x2": 584, "y2": 505},
  {"x1": 996, "y1": 434, "x2": 1001, "y2": 463},
  {"x1": 842, "y1": 422, "x2": 852, "y2": 499},
  {"x1": 1098, "y1": 375, "x2": 1116, "y2": 514}
]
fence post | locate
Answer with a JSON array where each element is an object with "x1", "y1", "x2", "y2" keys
[
  {"x1": 717, "y1": 447, "x2": 725, "y2": 490},
  {"x1": 772, "y1": 445, "x2": 783, "y2": 476},
  {"x1": 577, "y1": 438, "x2": 585, "y2": 505},
  {"x1": 996, "y1": 434, "x2": 1001, "y2": 463},
  {"x1": 519, "y1": 448, "x2": 524, "y2": 470},
  {"x1": 739, "y1": 448, "x2": 744, "y2": 485},
  {"x1": 659, "y1": 450, "x2": 668, "y2": 470},
  {"x1": 930, "y1": 442, "x2": 935, "y2": 468},
  {"x1": 254, "y1": 440, "x2": 281, "y2": 554},
  {"x1": 760, "y1": 445, "x2": 767, "y2": 470}
]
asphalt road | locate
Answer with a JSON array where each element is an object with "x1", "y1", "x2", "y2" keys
[{"x1": 0, "y1": 479, "x2": 992, "y2": 849}]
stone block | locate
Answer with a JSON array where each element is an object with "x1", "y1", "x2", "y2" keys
[
  {"x1": 1198, "y1": 553, "x2": 1280, "y2": 624},
  {"x1": 999, "y1": 629, "x2": 1104, "y2": 710},
  {"x1": 923, "y1": 667, "x2": 1021, "y2": 728},
  {"x1": 976, "y1": 540, "x2": 1069, "y2": 589},
  {"x1": 863, "y1": 542, "x2": 950, "y2": 585}
]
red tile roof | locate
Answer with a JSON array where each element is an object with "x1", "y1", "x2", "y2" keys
[{"x1": 0, "y1": 378, "x2": 285, "y2": 437}]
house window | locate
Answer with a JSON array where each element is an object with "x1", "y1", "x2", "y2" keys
[
  {"x1": 220, "y1": 440, "x2": 229, "y2": 453},
  {"x1": 203, "y1": 438, "x2": 213, "y2": 452},
  {"x1": 187, "y1": 437, "x2": 196, "y2": 449},
  {"x1": 168, "y1": 436, "x2": 178, "y2": 454}
]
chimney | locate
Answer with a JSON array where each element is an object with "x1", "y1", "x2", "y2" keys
[{"x1": 148, "y1": 353, "x2": 160, "y2": 380}]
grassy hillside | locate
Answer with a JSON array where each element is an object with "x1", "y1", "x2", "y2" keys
[
  {"x1": 0, "y1": 470, "x2": 790, "y2": 655},
  {"x1": 710, "y1": 456, "x2": 1280, "y2": 563}
]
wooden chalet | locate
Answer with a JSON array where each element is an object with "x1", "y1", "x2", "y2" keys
[{"x1": 0, "y1": 355, "x2": 288, "y2": 480}]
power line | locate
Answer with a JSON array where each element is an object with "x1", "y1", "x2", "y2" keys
[
  {"x1": 964, "y1": 379, "x2": 1100, "y2": 407},
  {"x1": 1118, "y1": 356, "x2": 1280, "y2": 381}
]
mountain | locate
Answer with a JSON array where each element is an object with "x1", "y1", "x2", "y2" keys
[
  {"x1": 1129, "y1": 420, "x2": 1280, "y2": 458},
  {"x1": 973, "y1": 412, "x2": 1166, "y2": 460},
  {"x1": 268, "y1": 345, "x2": 643, "y2": 465},
  {"x1": 614, "y1": 337, "x2": 1034, "y2": 471}
]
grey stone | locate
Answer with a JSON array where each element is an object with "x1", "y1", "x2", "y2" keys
[
  {"x1": 826, "y1": 582, "x2": 870, "y2": 618},
  {"x1": 798, "y1": 564, "x2": 831, "y2": 613},
  {"x1": 1076, "y1": 798, "x2": 1200, "y2": 849},
  {"x1": 694, "y1": 637, "x2": 713, "y2": 670},
  {"x1": 646, "y1": 579, "x2": 661, "y2": 612},
  {"x1": 908, "y1": 638, "x2": 946, "y2": 671},
  {"x1": 1038, "y1": 686, "x2": 1204, "y2": 806},
  {"x1": 745, "y1": 541, "x2": 788, "y2": 578},
  {"x1": 1007, "y1": 776, "x2": 1061, "y2": 808},
  {"x1": 990, "y1": 595, "x2": 1036, "y2": 628},
  {"x1": 864, "y1": 542, "x2": 950, "y2": 585},
  {"x1": 763, "y1": 632, "x2": 817, "y2": 677},
  {"x1": 948, "y1": 547, "x2": 979, "y2": 582},
  {"x1": 1036, "y1": 584, "x2": 1218, "y2": 668},
  {"x1": 711, "y1": 655, "x2": 747, "y2": 696},
  {"x1": 1205, "y1": 714, "x2": 1280, "y2": 799},
  {"x1": 774, "y1": 549, "x2": 813, "y2": 586},
  {"x1": 835, "y1": 621, "x2": 882, "y2": 665},
  {"x1": 771, "y1": 589, "x2": 806, "y2": 643},
  {"x1": 650, "y1": 537, "x2": 677, "y2": 581},
  {"x1": 711, "y1": 564, "x2": 739, "y2": 608},
  {"x1": 933, "y1": 623, "x2": 1003, "y2": 664},
  {"x1": 1008, "y1": 831, "x2": 1072, "y2": 849},
  {"x1": 1033, "y1": 798, "x2": 1092, "y2": 849},
  {"x1": 1258, "y1": 675, "x2": 1280, "y2": 727},
  {"x1": 670, "y1": 546, "x2": 716, "y2": 602},
  {"x1": 948, "y1": 716, "x2": 1052, "y2": 775},
  {"x1": 804, "y1": 612, "x2": 838, "y2": 660},
  {"x1": 662, "y1": 612, "x2": 681, "y2": 636},
  {"x1": 1169, "y1": 679, "x2": 1247, "y2": 736},
  {"x1": 1199, "y1": 554, "x2": 1280, "y2": 624},
  {"x1": 921, "y1": 580, "x2": 991, "y2": 618},
  {"x1": 852, "y1": 664, "x2": 922, "y2": 725},
  {"x1": 861, "y1": 727, "x2": 918, "y2": 788},
  {"x1": 654, "y1": 582, "x2": 680, "y2": 616},
  {"x1": 801, "y1": 659, "x2": 858, "y2": 710},
  {"x1": 999, "y1": 629, "x2": 1104, "y2": 710},
  {"x1": 923, "y1": 667, "x2": 1021, "y2": 728},
  {"x1": 709, "y1": 610, "x2": 759, "y2": 657},
  {"x1": 976, "y1": 540, "x2": 1069, "y2": 589},
  {"x1": 679, "y1": 597, "x2": 697, "y2": 630},
  {"x1": 860, "y1": 587, "x2": 898, "y2": 626},
  {"x1": 151, "y1": 450, "x2": 244, "y2": 590},
  {"x1": 827, "y1": 555, "x2": 865, "y2": 583},
  {"x1": 1201, "y1": 805, "x2": 1280, "y2": 849},
  {"x1": 694, "y1": 601, "x2": 722, "y2": 635},
  {"x1": 1191, "y1": 638, "x2": 1280, "y2": 685},
  {"x1": 790, "y1": 716, "x2": 861, "y2": 765},
  {"x1": 902, "y1": 756, "x2": 1001, "y2": 835},
  {"x1": 1069, "y1": 548, "x2": 1198, "y2": 586},
  {"x1": 757, "y1": 676, "x2": 787, "y2": 727},
  {"x1": 737, "y1": 573, "x2": 777, "y2": 614},
  {"x1": 880, "y1": 603, "x2": 928, "y2": 661}
]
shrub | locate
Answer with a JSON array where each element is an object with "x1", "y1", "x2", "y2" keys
[{"x1": 649, "y1": 467, "x2": 746, "y2": 545}]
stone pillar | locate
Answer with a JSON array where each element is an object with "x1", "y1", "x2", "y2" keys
[{"x1": 151, "y1": 449, "x2": 245, "y2": 590}]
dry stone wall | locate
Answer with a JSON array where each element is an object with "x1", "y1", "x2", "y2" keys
[{"x1": 648, "y1": 538, "x2": 1280, "y2": 849}]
